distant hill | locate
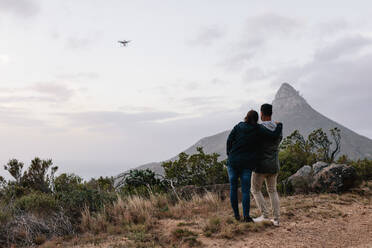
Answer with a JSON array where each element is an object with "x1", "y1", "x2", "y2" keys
[{"x1": 117, "y1": 83, "x2": 372, "y2": 177}]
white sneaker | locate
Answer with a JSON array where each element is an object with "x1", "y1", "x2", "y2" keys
[
  {"x1": 253, "y1": 215, "x2": 270, "y2": 222},
  {"x1": 271, "y1": 219, "x2": 280, "y2": 227}
]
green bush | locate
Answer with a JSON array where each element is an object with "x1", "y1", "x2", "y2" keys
[
  {"x1": 87, "y1": 176, "x2": 115, "y2": 192},
  {"x1": 350, "y1": 159, "x2": 372, "y2": 181},
  {"x1": 278, "y1": 149, "x2": 310, "y2": 183},
  {"x1": 14, "y1": 192, "x2": 58, "y2": 213},
  {"x1": 117, "y1": 169, "x2": 169, "y2": 196},
  {"x1": 0, "y1": 184, "x2": 29, "y2": 203},
  {"x1": 59, "y1": 188, "x2": 116, "y2": 219},
  {"x1": 3, "y1": 158, "x2": 57, "y2": 197},
  {"x1": 336, "y1": 155, "x2": 372, "y2": 182},
  {"x1": 54, "y1": 173, "x2": 117, "y2": 220},
  {"x1": 54, "y1": 173, "x2": 83, "y2": 192},
  {"x1": 162, "y1": 147, "x2": 228, "y2": 187}
]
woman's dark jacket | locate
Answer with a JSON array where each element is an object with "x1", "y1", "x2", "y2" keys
[{"x1": 226, "y1": 122, "x2": 282, "y2": 171}]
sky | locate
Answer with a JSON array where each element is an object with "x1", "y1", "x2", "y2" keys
[{"x1": 1, "y1": 0, "x2": 372, "y2": 179}]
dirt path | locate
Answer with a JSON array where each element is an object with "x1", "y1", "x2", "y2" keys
[
  {"x1": 202, "y1": 205, "x2": 372, "y2": 247},
  {"x1": 199, "y1": 195, "x2": 372, "y2": 248}
]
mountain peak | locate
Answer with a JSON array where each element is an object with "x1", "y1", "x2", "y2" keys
[
  {"x1": 273, "y1": 83, "x2": 309, "y2": 112},
  {"x1": 275, "y1": 83, "x2": 300, "y2": 100}
]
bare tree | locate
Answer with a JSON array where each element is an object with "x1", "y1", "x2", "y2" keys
[
  {"x1": 329, "y1": 127, "x2": 341, "y2": 162},
  {"x1": 308, "y1": 127, "x2": 342, "y2": 163}
]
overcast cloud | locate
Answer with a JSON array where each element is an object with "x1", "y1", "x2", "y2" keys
[
  {"x1": 189, "y1": 25, "x2": 225, "y2": 47},
  {"x1": 313, "y1": 35, "x2": 372, "y2": 61},
  {"x1": 1, "y1": 0, "x2": 372, "y2": 179},
  {"x1": 0, "y1": 0, "x2": 39, "y2": 17},
  {"x1": 222, "y1": 14, "x2": 300, "y2": 70}
]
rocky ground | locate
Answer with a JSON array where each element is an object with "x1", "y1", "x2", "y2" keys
[{"x1": 41, "y1": 187, "x2": 372, "y2": 248}]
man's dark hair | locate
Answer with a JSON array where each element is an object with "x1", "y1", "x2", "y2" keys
[
  {"x1": 261, "y1": 103, "x2": 272, "y2": 116},
  {"x1": 244, "y1": 110, "x2": 258, "y2": 125}
]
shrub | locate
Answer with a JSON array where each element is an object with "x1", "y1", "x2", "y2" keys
[
  {"x1": 336, "y1": 155, "x2": 372, "y2": 182},
  {"x1": 54, "y1": 173, "x2": 82, "y2": 192},
  {"x1": 87, "y1": 176, "x2": 115, "y2": 192},
  {"x1": 21, "y1": 158, "x2": 58, "y2": 193},
  {"x1": 54, "y1": 173, "x2": 117, "y2": 220},
  {"x1": 4, "y1": 158, "x2": 57, "y2": 195},
  {"x1": 56, "y1": 185, "x2": 117, "y2": 220},
  {"x1": 117, "y1": 169, "x2": 168, "y2": 196},
  {"x1": 0, "y1": 159, "x2": 115, "y2": 247},
  {"x1": 14, "y1": 192, "x2": 58, "y2": 214},
  {"x1": 278, "y1": 149, "x2": 310, "y2": 184},
  {"x1": 162, "y1": 147, "x2": 228, "y2": 187},
  {"x1": 350, "y1": 159, "x2": 372, "y2": 181}
]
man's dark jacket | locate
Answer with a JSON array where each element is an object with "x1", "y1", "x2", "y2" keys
[
  {"x1": 255, "y1": 122, "x2": 283, "y2": 174},
  {"x1": 226, "y1": 122, "x2": 282, "y2": 171}
]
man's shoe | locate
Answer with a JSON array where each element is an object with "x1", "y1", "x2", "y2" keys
[
  {"x1": 234, "y1": 215, "x2": 241, "y2": 221},
  {"x1": 243, "y1": 216, "x2": 254, "y2": 223},
  {"x1": 253, "y1": 215, "x2": 269, "y2": 222},
  {"x1": 271, "y1": 219, "x2": 280, "y2": 227}
]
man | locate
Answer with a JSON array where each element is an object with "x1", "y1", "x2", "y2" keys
[{"x1": 251, "y1": 103, "x2": 282, "y2": 227}]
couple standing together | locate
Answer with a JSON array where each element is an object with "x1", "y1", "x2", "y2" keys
[{"x1": 226, "y1": 103, "x2": 282, "y2": 226}]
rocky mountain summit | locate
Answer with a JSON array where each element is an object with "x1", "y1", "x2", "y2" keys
[
  {"x1": 118, "y1": 83, "x2": 372, "y2": 177},
  {"x1": 272, "y1": 83, "x2": 372, "y2": 159}
]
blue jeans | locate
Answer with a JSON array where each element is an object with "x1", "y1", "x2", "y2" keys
[{"x1": 227, "y1": 166, "x2": 252, "y2": 219}]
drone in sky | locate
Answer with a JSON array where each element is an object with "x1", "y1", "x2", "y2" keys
[{"x1": 118, "y1": 40, "x2": 131, "y2": 47}]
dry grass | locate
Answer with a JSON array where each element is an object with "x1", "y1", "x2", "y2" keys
[
  {"x1": 65, "y1": 192, "x2": 225, "y2": 247},
  {"x1": 171, "y1": 228, "x2": 201, "y2": 247},
  {"x1": 203, "y1": 217, "x2": 221, "y2": 237},
  {"x1": 168, "y1": 191, "x2": 222, "y2": 219},
  {"x1": 211, "y1": 217, "x2": 273, "y2": 240},
  {"x1": 53, "y1": 191, "x2": 276, "y2": 247}
]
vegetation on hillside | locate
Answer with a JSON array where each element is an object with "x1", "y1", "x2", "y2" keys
[
  {"x1": 0, "y1": 159, "x2": 117, "y2": 246},
  {"x1": 0, "y1": 127, "x2": 371, "y2": 247}
]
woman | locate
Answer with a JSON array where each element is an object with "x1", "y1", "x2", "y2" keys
[{"x1": 226, "y1": 110, "x2": 282, "y2": 222}]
